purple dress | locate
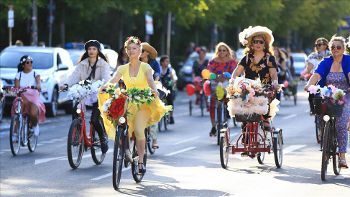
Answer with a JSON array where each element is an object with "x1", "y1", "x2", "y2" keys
[{"x1": 326, "y1": 72, "x2": 350, "y2": 153}]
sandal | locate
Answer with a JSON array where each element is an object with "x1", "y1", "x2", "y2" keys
[
  {"x1": 339, "y1": 159, "x2": 349, "y2": 169},
  {"x1": 138, "y1": 162, "x2": 146, "y2": 174},
  {"x1": 152, "y1": 143, "x2": 159, "y2": 149}
]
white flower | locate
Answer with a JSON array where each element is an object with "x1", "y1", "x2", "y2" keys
[
  {"x1": 103, "y1": 98, "x2": 113, "y2": 112},
  {"x1": 135, "y1": 96, "x2": 141, "y2": 100}
]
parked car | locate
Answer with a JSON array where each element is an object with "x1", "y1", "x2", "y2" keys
[
  {"x1": 291, "y1": 52, "x2": 307, "y2": 75},
  {"x1": 0, "y1": 46, "x2": 74, "y2": 117},
  {"x1": 67, "y1": 49, "x2": 84, "y2": 65}
]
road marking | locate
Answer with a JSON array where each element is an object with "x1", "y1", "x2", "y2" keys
[
  {"x1": 35, "y1": 156, "x2": 66, "y2": 165},
  {"x1": 282, "y1": 114, "x2": 297, "y2": 120},
  {"x1": 334, "y1": 175, "x2": 345, "y2": 180},
  {"x1": 283, "y1": 145, "x2": 306, "y2": 155},
  {"x1": 91, "y1": 168, "x2": 130, "y2": 181},
  {"x1": 174, "y1": 136, "x2": 200, "y2": 145},
  {"x1": 165, "y1": 146, "x2": 196, "y2": 156}
]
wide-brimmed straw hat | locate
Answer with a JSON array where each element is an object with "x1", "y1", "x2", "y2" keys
[
  {"x1": 141, "y1": 42, "x2": 158, "y2": 59},
  {"x1": 239, "y1": 26, "x2": 274, "y2": 47}
]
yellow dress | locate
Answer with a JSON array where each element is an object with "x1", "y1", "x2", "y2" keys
[{"x1": 98, "y1": 62, "x2": 172, "y2": 140}]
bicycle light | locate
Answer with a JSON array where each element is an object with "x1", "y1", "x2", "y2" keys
[
  {"x1": 119, "y1": 117, "x2": 126, "y2": 124},
  {"x1": 76, "y1": 108, "x2": 81, "y2": 114},
  {"x1": 323, "y1": 115, "x2": 330, "y2": 122}
]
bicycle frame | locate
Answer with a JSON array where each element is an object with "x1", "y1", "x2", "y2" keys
[
  {"x1": 233, "y1": 122, "x2": 270, "y2": 154},
  {"x1": 75, "y1": 102, "x2": 95, "y2": 148}
]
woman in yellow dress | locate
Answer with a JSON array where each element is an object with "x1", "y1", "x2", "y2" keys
[{"x1": 100, "y1": 36, "x2": 171, "y2": 173}]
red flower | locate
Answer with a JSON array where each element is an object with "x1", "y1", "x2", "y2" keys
[{"x1": 109, "y1": 96, "x2": 127, "y2": 120}]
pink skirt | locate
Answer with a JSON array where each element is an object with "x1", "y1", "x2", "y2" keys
[{"x1": 11, "y1": 89, "x2": 46, "y2": 123}]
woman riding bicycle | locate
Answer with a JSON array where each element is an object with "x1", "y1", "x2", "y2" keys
[
  {"x1": 60, "y1": 40, "x2": 110, "y2": 153},
  {"x1": 12, "y1": 55, "x2": 46, "y2": 137},
  {"x1": 102, "y1": 36, "x2": 171, "y2": 174},
  {"x1": 230, "y1": 26, "x2": 278, "y2": 131},
  {"x1": 192, "y1": 46, "x2": 209, "y2": 105},
  {"x1": 304, "y1": 35, "x2": 350, "y2": 168},
  {"x1": 208, "y1": 42, "x2": 237, "y2": 137},
  {"x1": 304, "y1": 38, "x2": 331, "y2": 114}
]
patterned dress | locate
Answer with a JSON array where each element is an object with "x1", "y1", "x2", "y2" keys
[{"x1": 326, "y1": 72, "x2": 350, "y2": 153}]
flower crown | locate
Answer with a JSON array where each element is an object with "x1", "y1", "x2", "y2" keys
[
  {"x1": 20, "y1": 56, "x2": 33, "y2": 64},
  {"x1": 124, "y1": 36, "x2": 141, "y2": 48}
]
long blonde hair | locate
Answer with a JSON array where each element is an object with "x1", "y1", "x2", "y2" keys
[{"x1": 213, "y1": 42, "x2": 233, "y2": 59}]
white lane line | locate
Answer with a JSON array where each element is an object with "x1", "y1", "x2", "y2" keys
[
  {"x1": 165, "y1": 146, "x2": 196, "y2": 156},
  {"x1": 37, "y1": 143, "x2": 44, "y2": 146},
  {"x1": 35, "y1": 156, "x2": 66, "y2": 165},
  {"x1": 282, "y1": 114, "x2": 297, "y2": 120},
  {"x1": 334, "y1": 175, "x2": 345, "y2": 180},
  {"x1": 174, "y1": 136, "x2": 200, "y2": 145},
  {"x1": 91, "y1": 168, "x2": 130, "y2": 181},
  {"x1": 283, "y1": 145, "x2": 306, "y2": 155},
  {"x1": 57, "y1": 148, "x2": 114, "y2": 160}
]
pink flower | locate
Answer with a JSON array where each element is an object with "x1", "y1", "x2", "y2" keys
[
  {"x1": 337, "y1": 100, "x2": 344, "y2": 105},
  {"x1": 328, "y1": 85, "x2": 337, "y2": 93}
]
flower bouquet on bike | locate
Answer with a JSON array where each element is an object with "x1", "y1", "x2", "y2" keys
[
  {"x1": 100, "y1": 83, "x2": 156, "y2": 190},
  {"x1": 308, "y1": 84, "x2": 346, "y2": 117}
]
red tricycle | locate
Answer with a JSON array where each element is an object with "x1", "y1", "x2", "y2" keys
[{"x1": 219, "y1": 114, "x2": 283, "y2": 169}]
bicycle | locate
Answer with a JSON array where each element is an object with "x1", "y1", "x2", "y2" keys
[
  {"x1": 63, "y1": 87, "x2": 106, "y2": 169},
  {"x1": 318, "y1": 102, "x2": 343, "y2": 181},
  {"x1": 7, "y1": 87, "x2": 38, "y2": 156}
]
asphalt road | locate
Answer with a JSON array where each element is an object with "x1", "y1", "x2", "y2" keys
[{"x1": 0, "y1": 90, "x2": 349, "y2": 197}]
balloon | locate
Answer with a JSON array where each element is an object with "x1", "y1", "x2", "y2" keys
[
  {"x1": 203, "y1": 80, "x2": 211, "y2": 96},
  {"x1": 209, "y1": 73, "x2": 217, "y2": 80},
  {"x1": 223, "y1": 72, "x2": 231, "y2": 79},
  {"x1": 216, "y1": 86, "x2": 225, "y2": 100},
  {"x1": 201, "y1": 69, "x2": 211, "y2": 79},
  {"x1": 186, "y1": 84, "x2": 195, "y2": 96}
]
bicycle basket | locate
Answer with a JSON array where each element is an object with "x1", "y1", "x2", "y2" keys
[
  {"x1": 235, "y1": 113, "x2": 262, "y2": 122},
  {"x1": 313, "y1": 97, "x2": 344, "y2": 117},
  {"x1": 312, "y1": 96, "x2": 326, "y2": 115},
  {"x1": 326, "y1": 102, "x2": 344, "y2": 117}
]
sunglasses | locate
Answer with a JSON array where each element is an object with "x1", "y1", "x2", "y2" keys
[
  {"x1": 331, "y1": 45, "x2": 342, "y2": 50},
  {"x1": 25, "y1": 61, "x2": 33, "y2": 64},
  {"x1": 315, "y1": 43, "x2": 325, "y2": 47},
  {"x1": 253, "y1": 40, "x2": 265, "y2": 45},
  {"x1": 218, "y1": 49, "x2": 227, "y2": 52}
]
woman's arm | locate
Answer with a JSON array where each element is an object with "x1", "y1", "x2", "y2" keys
[
  {"x1": 269, "y1": 67, "x2": 278, "y2": 83},
  {"x1": 107, "y1": 71, "x2": 122, "y2": 84},
  {"x1": 14, "y1": 79, "x2": 20, "y2": 88},
  {"x1": 146, "y1": 69, "x2": 159, "y2": 97},
  {"x1": 304, "y1": 73, "x2": 321, "y2": 91},
  {"x1": 35, "y1": 75, "x2": 41, "y2": 91},
  {"x1": 230, "y1": 65, "x2": 244, "y2": 82}
]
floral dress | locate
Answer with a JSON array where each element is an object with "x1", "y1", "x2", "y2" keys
[{"x1": 326, "y1": 72, "x2": 350, "y2": 153}]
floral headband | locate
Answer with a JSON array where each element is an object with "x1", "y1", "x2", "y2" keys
[
  {"x1": 20, "y1": 56, "x2": 33, "y2": 64},
  {"x1": 124, "y1": 36, "x2": 141, "y2": 48}
]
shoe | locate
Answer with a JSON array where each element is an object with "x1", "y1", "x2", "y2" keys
[
  {"x1": 125, "y1": 149, "x2": 133, "y2": 163},
  {"x1": 262, "y1": 120, "x2": 271, "y2": 131},
  {"x1": 33, "y1": 125, "x2": 40, "y2": 137},
  {"x1": 138, "y1": 162, "x2": 146, "y2": 174},
  {"x1": 169, "y1": 116, "x2": 174, "y2": 124},
  {"x1": 339, "y1": 159, "x2": 349, "y2": 169},
  {"x1": 152, "y1": 142, "x2": 159, "y2": 149},
  {"x1": 209, "y1": 127, "x2": 217, "y2": 137},
  {"x1": 100, "y1": 138, "x2": 109, "y2": 153}
]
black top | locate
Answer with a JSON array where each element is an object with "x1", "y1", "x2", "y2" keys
[
  {"x1": 238, "y1": 53, "x2": 277, "y2": 84},
  {"x1": 193, "y1": 59, "x2": 209, "y2": 77}
]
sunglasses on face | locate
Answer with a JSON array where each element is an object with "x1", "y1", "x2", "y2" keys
[
  {"x1": 253, "y1": 40, "x2": 265, "y2": 45},
  {"x1": 218, "y1": 49, "x2": 227, "y2": 52},
  {"x1": 315, "y1": 43, "x2": 325, "y2": 47},
  {"x1": 331, "y1": 45, "x2": 342, "y2": 50},
  {"x1": 25, "y1": 61, "x2": 33, "y2": 64}
]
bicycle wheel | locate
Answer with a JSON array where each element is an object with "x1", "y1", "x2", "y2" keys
[
  {"x1": 189, "y1": 100, "x2": 192, "y2": 116},
  {"x1": 131, "y1": 142, "x2": 147, "y2": 183},
  {"x1": 67, "y1": 119, "x2": 84, "y2": 169},
  {"x1": 146, "y1": 128, "x2": 155, "y2": 155},
  {"x1": 164, "y1": 115, "x2": 168, "y2": 131},
  {"x1": 219, "y1": 132, "x2": 229, "y2": 169},
  {"x1": 112, "y1": 128, "x2": 124, "y2": 190},
  {"x1": 91, "y1": 128, "x2": 106, "y2": 165},
  {"x1": 27, "y1": 118, "x2": 38, "y2": 152},
  {"x1": 315, "y1": 115, "x2": 324, "y2": 146},
  {"x1": 321, "y1": 121, "x2": 331, "y2": 181},
  {"x1": 331, "y1": 124, "x2": 341, "y2": 176},
  {"x1": 232, "y1": 116, "x2": 237, "y2": 127},
  {"x1": 257, "y1": 129, "x2": 266, "y2": 164},
  {"x1": 9, "y1": 115, "x2": 21, "y2": 156},
  {"x1": 216, "y1": 102, "x2": 222, "y2": 145},
  {"x1": 273, "y1": 128, "x2": 283, "y2": 168}
]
